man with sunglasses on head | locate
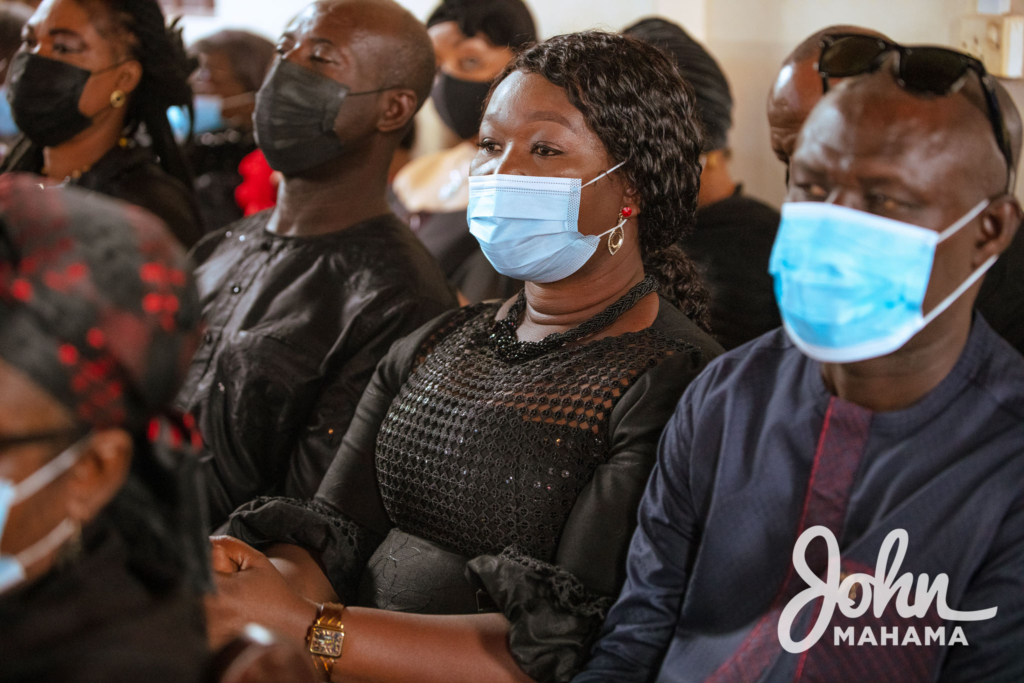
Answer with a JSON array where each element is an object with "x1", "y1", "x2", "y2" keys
[
  {"x1": 577, "y1": 43, "x2": 1024, "y2": 683},
  {"x1": 769, "y1": 28, "x2": 1024, "y2": 358}
]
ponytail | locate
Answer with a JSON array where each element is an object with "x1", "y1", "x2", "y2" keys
[{"x1": 644, "y1": 245, "x2": 711, "y2": 332}]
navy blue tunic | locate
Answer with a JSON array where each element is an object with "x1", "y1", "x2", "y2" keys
[{"x1": 577, "y1": 315, "x2": 1024, "y2": 683}]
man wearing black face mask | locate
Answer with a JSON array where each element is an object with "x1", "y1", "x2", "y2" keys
[
  {"x1": 175, "y1": 0, "x2": 457, "y2": 530},
  {"x1": 390, "y1": 0, "x2": 536, "y2": 304}
]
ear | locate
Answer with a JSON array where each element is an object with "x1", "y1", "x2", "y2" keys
[
  {"x1": 63, "y1": 428, "x2": 133, "y2": 524},
  {"x1": 976, "y1": 195, "x2": 1023, "y2": 268},
  {"x1": 376, "y1": 89, "x2": 418, "y2": 134},
  {"x1": 116, "y1": 60, "x2": 144, "y2": 97}
]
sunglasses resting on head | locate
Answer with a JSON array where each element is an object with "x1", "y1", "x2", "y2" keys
[{"x1": 818, "y1": 33, "x2": 1015, "y2": 192}]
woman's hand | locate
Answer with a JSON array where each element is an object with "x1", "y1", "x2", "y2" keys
[{"x1": 206, "y1": 536, "x2": 319, "y2": 651}]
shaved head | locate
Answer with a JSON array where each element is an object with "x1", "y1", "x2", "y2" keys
[
  {"x1": 767, "y1": 25, "x2": 889, "y2": 164},
  {"x1": 298, "y1": 0, "x2": 435, "y2": 111}
]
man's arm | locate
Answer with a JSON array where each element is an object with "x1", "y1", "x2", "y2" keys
[{"x1": 574, "y1": 393, "x2": 702, "y2": 683}]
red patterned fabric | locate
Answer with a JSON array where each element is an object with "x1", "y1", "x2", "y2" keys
[
  {"x1": 0, "y1": 173, "x2": 201, "y2": 430},
  {"x1": 708, "y1": 397, "x2": 872, "y2": 683}
]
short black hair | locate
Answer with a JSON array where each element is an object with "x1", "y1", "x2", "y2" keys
[
  {"x1": 427, "y1": 0, "x2": 536, "y2": 50},
  {"x1": 493, "y1": 31, "x2": 711, "y2": 328},
  {"x1": 625, "y1": 17, "x2": 733, "y2": 151}
]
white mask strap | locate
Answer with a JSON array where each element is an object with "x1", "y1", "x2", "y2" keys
[
  {"x1": 582, "y1": 161, "x2": 627, "y2": 189},
  {"x1": 921, "y1": 255, "x2": 999, "y2": 327},
  {"x1": 938, "y1": 198, "x2": 991, "y2": 242},
  {"x1": 12, "y1": 440, "x2": 86, "y2": 505},
  {"x1": 15, "y1": 518, "x2": 77, "y2": 569},
  {"x1": 596, "y1": 216, "x2": 628, "y2": 240}
]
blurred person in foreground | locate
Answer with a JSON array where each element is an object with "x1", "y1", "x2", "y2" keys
[
  {"x1": 181, "y1": 29, "x2": 276, "y2": 232},
  {"x1": 627, "y1": 17, "x2": 781, "y2": 350},
  {"x1": 175, "y1": 0, "x2": 456, "y2": 530},
  {"x1": 579, "y1": 41, "x2": 1024, "y2": 683},
  {"x1": 0, "y1": 176, "x2": 210, "y2": 682},
  {"x1": 391, "y1": 0, "x2": 536, "y2": 303},
  {"x1": 0, "y1": 0, "x2": 204, "y2": 247}
]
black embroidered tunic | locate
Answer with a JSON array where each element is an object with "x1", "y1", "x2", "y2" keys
[{"x1": 227, "y1": 295, "x2": 722, "y2": 682}]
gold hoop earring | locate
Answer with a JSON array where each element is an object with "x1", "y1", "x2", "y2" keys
[
  {"x1": 608, "y1": 209, "x2": 628, "y2": 256},
  {"x1": 110, "y1": 90, "x2": 126, "y2": 109}
]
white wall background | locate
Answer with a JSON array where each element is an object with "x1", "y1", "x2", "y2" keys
[
  {"x1": 178, "y1": 0, "x2": 1018, "y2": 208},
  {"x1": 176, "y1": 0, "x2": 708, "y2": 44}
]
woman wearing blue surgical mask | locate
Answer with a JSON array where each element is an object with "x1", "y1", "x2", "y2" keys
[
  {"x1": 0, "y1": 0, "x2": 204, "y2": 248},
  {"x1": 204, "y1": 31, "x2": 722, "y2": 683},
  {"x1": 183, "y1": 29, "x2": 275, "y2": 232},
  {"x1": 0, "y1": 177, "x2": 209, "y2": 682}
]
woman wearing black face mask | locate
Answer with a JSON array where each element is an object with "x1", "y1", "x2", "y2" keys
[
  {"x1": 391, "y1": 0, "x2": 536, "y2": 304},
  {"x1": 0, "y1": 0, "x2": 204, "y2": 248}
]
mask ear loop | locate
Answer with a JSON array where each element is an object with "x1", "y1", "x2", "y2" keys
[
  {"x1": 923, "y1": 197, "x2": 998, "y2": 325},
  {"x1": 11, "y1": 440, "x2": 87, "y2": 505},
  {"x1": 938, "y1": 198, "x2": 991, "y2": 242},
  {"x1": 582, "y1": 160, "x2": 627, "y2": 189}
]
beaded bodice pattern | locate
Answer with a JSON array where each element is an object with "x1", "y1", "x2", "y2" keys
[{"x1": 375, "y1": 302, "x2": 696, "y2": 562}]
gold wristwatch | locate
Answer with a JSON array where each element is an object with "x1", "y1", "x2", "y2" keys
[{"x1": 307, "y1": 602, "x2": 345, "y2": 681}]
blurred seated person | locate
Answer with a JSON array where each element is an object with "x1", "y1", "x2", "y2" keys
[
  {"x1": 0, "y1": 0, "x2": 204, "y2": 248},
  {"x1": 204, "y1": 31, "x2": 722, "y2": 683},
  {"x1": 579, "y1": 45, "x2": 1024, "y2": 683},
  {"x1": 0, "y1": 2, "x2": 32, "y2": 161},
  {"x1": 174, "y1": 0, "x2": 457, "y2": 530},
  {"x1": 0, "y1": 177, "x2": 210, "y2": 682},
  {"x1": 183, "y1": 30, "x2": 276, "y2": 232},
  {"x1": 391, "y1": 0, "x2": 536, "y2": 303},
  {"x1": 767, "y1": 26, "x2": 1024, "y2": 355},
  {"x1": 626, "y1": 18, "x2": 781, "y2": 350}
]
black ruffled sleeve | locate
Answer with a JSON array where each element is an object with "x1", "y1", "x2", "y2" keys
[
  {"x1": 467, "y1": 548, "x2": 613, "y2": 683},
  {"x1": 466, "y1": 345, "x2": 716, "y2": 683},
  {"x1": 224, "y1": 307, "x2": 470, "y2": 598},
  {"x1": 227, "y1": 496, "x2": 383, "y2": 603}
]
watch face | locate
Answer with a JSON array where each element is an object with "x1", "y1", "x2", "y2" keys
[{"x1": 310, "y1": 627, "x2": 344, "y2": 658}]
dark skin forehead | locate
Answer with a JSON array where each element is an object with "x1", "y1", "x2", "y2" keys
[
  {"x1": 767, "y1": 25, "x2": 890, "y2": 163},
  {"x1": 792, "y1": 69, "x2": 1006, "y2": 225},
  {"x1": 278, "y1": 0, "x2": 419, "y2": 89}
]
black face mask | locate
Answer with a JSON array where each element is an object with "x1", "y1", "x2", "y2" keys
[
  {"x1": 431, "y1": 72, "x2": 491, "y2": 140},
  {"x1": 255, "y1": 59, "x2": 390, "y2": 178},
  {"x1": 6, "y1": 52, "x2": 96, "y2": 148}
]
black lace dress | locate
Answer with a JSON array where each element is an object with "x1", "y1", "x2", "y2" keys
[{"x1": 227, "y1": 282, "x2": 723, "y2": 682}]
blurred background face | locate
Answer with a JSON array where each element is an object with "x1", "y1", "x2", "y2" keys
[
  {"x1": 191, "y1": 48, "x2": 253, "y2": 128},
  {"x1": 428, "y1": 20, "x2": 512, "y2": 83}
]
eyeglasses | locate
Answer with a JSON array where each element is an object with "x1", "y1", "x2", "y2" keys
[{"x1": 818, "y1": 33, "x2": 1016, "y2": 192}]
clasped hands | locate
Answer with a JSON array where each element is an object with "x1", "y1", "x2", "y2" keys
[{"x1": 206, "y1": 536, "x2": 319, "y2": 651}]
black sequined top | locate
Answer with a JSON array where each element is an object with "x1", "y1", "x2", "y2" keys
[{"x1": 228, "y1": 297, "x2": 722, "y2": 683}]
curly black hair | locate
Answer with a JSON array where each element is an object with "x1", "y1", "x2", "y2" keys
[
  {"x1": 492, "y1": 31, "x2": 711, "y2": 328},
  {"x1": 81, "y1": 0, "x2": 197, "y2": 189}
]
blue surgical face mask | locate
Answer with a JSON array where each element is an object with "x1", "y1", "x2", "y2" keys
[
  {"x1": 769, "y1": 199, "x2": 996, "y2": 363},
  {"x1": 0, "y1": 440, "x2": 85, "y2": 596},
  {"x1": 167, "y1": 93, "x2": 254, "y2": 143},
  {"x1": 0, "y1": 86, "x2": 18, "y2": 138},
  {"x1": 467, "y1": 161, "x2": 628, "y2": 283}
]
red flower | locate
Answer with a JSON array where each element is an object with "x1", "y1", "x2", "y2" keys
[{"x1": 235, "y1": 150, "x2": 278, "y2": 217}]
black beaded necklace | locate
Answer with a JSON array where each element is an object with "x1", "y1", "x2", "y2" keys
[{"x1": 489, "y1": 275, "x2": 659, "y2": 362}]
